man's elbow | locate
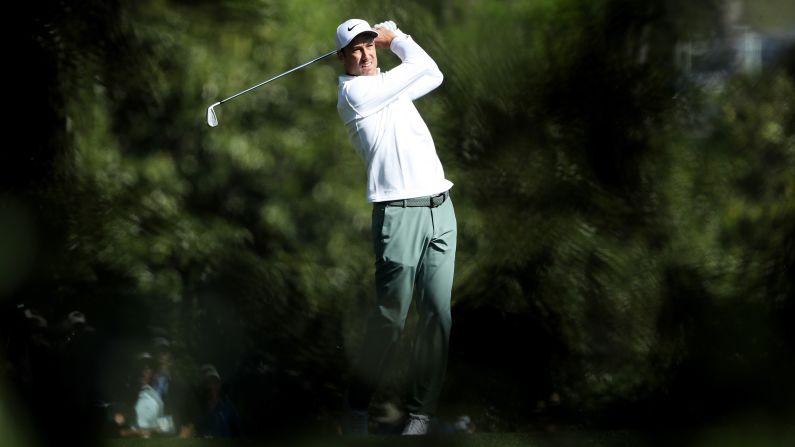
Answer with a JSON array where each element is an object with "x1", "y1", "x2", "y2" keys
[{"x1": 430, "y1": 68, "x2": 444, "y2": 88}]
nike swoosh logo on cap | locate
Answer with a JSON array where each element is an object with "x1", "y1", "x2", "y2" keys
[{"x1": 347, "y1": 24, "x2": 359, "y2": 31}]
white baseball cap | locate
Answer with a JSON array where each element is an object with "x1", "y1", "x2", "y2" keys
[
  {"x1": 68, "y1": 310, "x2": 86, "y2": 325},
  {"x1": 201, "y1": 364, "x2": 221, "y2": 380},
  {"x1": 336, "y1": 18, "x2": 378, "y2": 50}
]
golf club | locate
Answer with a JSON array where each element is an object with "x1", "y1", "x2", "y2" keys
[{"x1": 207, "y1": 49, "x2": 337, "y2": 127}]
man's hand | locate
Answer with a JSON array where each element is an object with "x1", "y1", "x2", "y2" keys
[
  {"x1": 374, "y1": 27, "x2": 396, "y2": 49},
  {"x1": 373, "y1": 20, "x2": 404, "y2": 49}
]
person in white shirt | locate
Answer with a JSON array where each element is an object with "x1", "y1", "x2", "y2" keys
[
  {"x1": 116, "y1": 352, "x2": 174, "y2": 438},
  {"x1": 335, "y1": 18, "x2": 456, "y2": 436},
  {"x1": 135, "y1": 382, "x2": 165, "y2": 433}
]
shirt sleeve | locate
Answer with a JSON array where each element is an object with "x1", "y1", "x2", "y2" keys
[{"x1": 341, "y1": 35, "x2": 443, "y2": 117}]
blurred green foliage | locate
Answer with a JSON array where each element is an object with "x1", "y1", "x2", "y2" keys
[{"x1": 2, "y1": 0, "x2": 794, "y2": 434}]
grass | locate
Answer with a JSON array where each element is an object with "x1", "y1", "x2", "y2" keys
[{"x1": 103, "y1": 426, "x2": 795, "y2": 447}]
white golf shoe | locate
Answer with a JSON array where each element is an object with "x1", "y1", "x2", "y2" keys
[{"x1": 401, "y1": 413, "x2": 430, "y2": 435}]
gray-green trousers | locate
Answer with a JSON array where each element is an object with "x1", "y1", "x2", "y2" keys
[{"x1": 348, "y1": 194, "x2": 457, "y2": 415}]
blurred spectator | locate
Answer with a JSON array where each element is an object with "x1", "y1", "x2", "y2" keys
[
  {"x1": 151, "y1": 336, "x2": 198, "y2": 437},
  {"x1": 15, "y1": 309, "x2": 58, "y2": 417},
  {"x1": 2, "y1": 305, "x2": 75, "y2": 446},
  {"x1": 195, "y1": 364, "x2": 241, "y2": 438},
  {"x1": 116, "y1": 352, "x2": 174, "y2": 437},
  {"x1": 59, "y1": 310, "x2": 98, "y2": 395},
  {"x1": 151, "y1": 337, "x2": 171, "y2": 396},
  {"x1": 57, "y1": 309, "x2": 108, "y2": 443},
  {"x1": 18, "y1": 309, "x2": 53, "y2": 388},
  {"x1": 231, "y1": 352, "x2": 277, "y2": 437},
  {"x1": 135, "y1": 352, "x2": 167, "y2": 432}
]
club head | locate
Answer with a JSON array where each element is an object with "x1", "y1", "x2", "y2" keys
[{"x1": 207, "y1": 102, "x2": 221, "y2": 127}]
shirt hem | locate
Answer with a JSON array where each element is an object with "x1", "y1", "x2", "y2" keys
[{"x1": 367, "y1": 183, "x2": 453, "y2": 203}]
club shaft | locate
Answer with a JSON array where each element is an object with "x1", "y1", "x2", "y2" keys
[{"x1": 218, "y1": 50, "x2": 337, "y2": 105}]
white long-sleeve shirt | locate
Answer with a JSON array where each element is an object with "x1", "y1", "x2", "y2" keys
[{"x1": 337, "y1": 34, "x2": 453, "y2": 203}]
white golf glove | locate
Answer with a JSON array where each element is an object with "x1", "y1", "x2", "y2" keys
[
  {"x1": 373, "y1": 20, "x2": 407, "y2": 38},
  {"x1": 373, "y1": 20, "x2": 397, "y2": 31}
]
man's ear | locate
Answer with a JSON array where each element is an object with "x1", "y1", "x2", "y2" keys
[{"x1": 336, "y1": 50, "x2": 345, "y2": 62}]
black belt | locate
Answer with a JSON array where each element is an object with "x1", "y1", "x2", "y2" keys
[{"x1": 379, "y1": 191, "x2": 449, "y2": 208}]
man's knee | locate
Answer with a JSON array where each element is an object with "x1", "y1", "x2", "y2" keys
[{"x1": 374, "y1": 305, "x2": 410, "y2": 335}]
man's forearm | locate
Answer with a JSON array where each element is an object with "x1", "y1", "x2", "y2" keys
[{"x1": 374, "y1": 27, "x2": 396, "y2": 49}]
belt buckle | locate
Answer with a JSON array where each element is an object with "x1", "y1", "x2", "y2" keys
[
  {"x1": 431, "y1": 192, "x2": 442, "y2": 208},
  {"x1": 439, "y1": 192, "x2": 447, "y2": 207}
]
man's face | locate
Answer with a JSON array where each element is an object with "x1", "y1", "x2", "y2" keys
[{"x1": 338, "y1": 34, "x2": 377, "y2": 76}]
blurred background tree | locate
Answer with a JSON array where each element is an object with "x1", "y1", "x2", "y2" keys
[{"x1": 1, "y1": 0, "x2": 793, "y2": 442}]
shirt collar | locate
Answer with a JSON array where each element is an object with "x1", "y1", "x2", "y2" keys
[{"x1": 338, "y1": 68, "x2": 382, "y2": 83}]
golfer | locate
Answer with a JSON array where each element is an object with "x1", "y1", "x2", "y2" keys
[{"x1": 335, "y1": 18, "x2": 456, "y2": 435}]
